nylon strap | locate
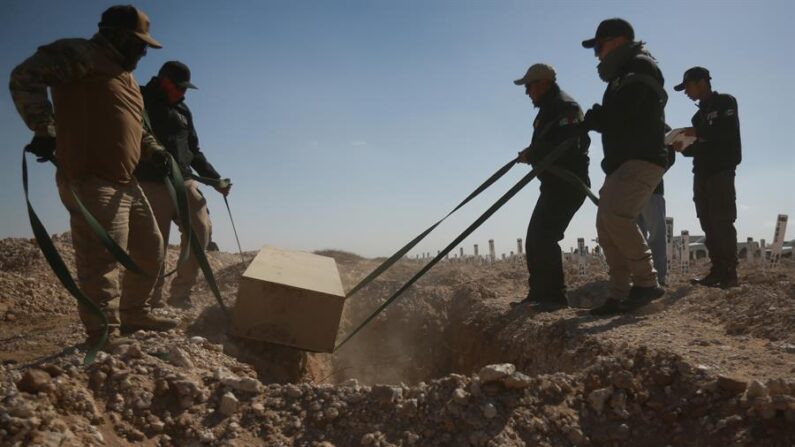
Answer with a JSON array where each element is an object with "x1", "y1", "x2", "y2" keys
[
  {"x1": 344, "y1": 157, "x2": 518, "y2": 298},
  {"x1": 335, "y1": 134, "x2": 582, "y2": 350},
  {"x1": 545, "y1": 166, "x2": 600, "y2": 206},
  {"x1": 22, "y1": 152, "x2": 107, "y2": 364},
  {"x1": 170, "y1": 173, "x2": 230, "y2": 317}
]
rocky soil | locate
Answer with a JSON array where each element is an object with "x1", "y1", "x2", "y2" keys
[{"x1": 1, "y1": 235, "x2": 794, "y2": 446}]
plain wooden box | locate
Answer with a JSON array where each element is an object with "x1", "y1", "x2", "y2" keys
[{"x1": 230, "y1": 246, "x2": 345, "y2": 352}]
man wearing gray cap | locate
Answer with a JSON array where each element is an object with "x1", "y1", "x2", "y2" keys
[
  {"x1": 511, "y1": 63, "x2": 590, "y2": 312},
  {"x1": 580, "y1": 18, "x2": 669, "y2": 315},
  {"x1": 672, "y1": 67, "x2": 741, "y2": 288}
]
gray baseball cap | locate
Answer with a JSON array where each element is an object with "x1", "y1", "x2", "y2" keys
[{"x1": 514, "y1": 63, "x2": 556, "y2": 86}]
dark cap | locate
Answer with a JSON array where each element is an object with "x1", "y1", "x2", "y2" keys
[
  {"x1": 158, "y1": 61, "x2": 197, "y2": 89},
  {"x1": 99, "y1": 5, "x2": 162, "y2": 49},
  {"x1": 673, "y1": 66, "x2": 711, "y2": 91},
  {"x1": 582, "y1": 18, "x2": 634, "y2": 49}
]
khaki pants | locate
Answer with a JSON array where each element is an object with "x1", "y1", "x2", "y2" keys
[
  {"x1": 596, "y1": 160, "x2": 665, "y2": 298},
  {"x1": 140, "y1": 179, "x2": 211, "y2": 303},
  {"x1": 56, "y1": 173, "x2": 163, "y2": 336}
]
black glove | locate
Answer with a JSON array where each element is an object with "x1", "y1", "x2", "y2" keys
[
  {"x1": 582, "y1": 104, "x2": 603, "y2": 132},
  {"x1": 25, "y1": 135, "x2": 56, "y2": 163}
]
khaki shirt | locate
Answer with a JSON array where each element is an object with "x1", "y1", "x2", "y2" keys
[{"x1": 10, "y1": 33, "x2": 162, "y2": 184}]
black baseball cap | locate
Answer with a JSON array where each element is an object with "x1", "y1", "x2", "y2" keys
[
  {"x1": 673, "y1": 66, "x2": 711, "y2": 91},
  {"x1": 582, "y1": 18, "x2": 635, "y2": 49},
  {"x1": 98, "y1": 5, "x2": 162, "y2": 49},
  {"x1": 158, "y1": 61, "x2": 197, "y2": 89}
]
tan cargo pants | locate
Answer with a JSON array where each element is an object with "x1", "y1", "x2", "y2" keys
[
  {"x1": 56, "y1": 173, "x2": 163, "y2": 336},
  {"x1": 596, "y1": 160, "x2": 665, "y2": 298},
  {"x1": 140, "y1": 179, "x2": 211, "y2": 303}
]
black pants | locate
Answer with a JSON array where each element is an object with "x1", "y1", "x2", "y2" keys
[
  {"x1": 694, "y1": 170, "x2": 738, "y2": 276},
  {"x1": 526, "y1": 180, "x2": 586, "y2": 301}
]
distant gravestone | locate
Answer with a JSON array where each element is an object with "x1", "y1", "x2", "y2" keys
[
  {"x1": 769, "y1": 214, "x2": 788, "y2": 268},
  {"x1": 577, "y1": 237, "x2": 587, "y2": 276},
  {"x1": 665, "y1": 217, "x2": 674, "y2": 275},
  {"x1": 680, "y1": 230, "x2": 690, "y2": 274}
]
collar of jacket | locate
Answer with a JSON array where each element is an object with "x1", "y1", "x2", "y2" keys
[
  {"x1": 698, "y1": 91, "x2": 719, "y2": 110},
  {"x1": 90, "y1": 32, "x2": 126, "y2": 67},
  {"x1": 535, "y1": 82, "x2": 561, "y2": 109},
  {"x1": 597, "y1": 41, "x2": 645, "y2": 82}
]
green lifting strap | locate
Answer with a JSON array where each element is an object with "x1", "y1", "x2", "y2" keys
[
  {"x1": 161, "y1": 155, "x2": 193, "y2": 278},
  {"x1": 22, "y1": 152, "x2": 107, "y2": 364},
  {"x1": 335, "y1": 134, "x2": 582, "y2": 350},
  {"x1": 545, "y1": 166, "x2": 600, "y2": 206},
  {"x1": 344, "y1": 157, "x2": 518, "y2": 299},
  {"x1": 49, "y1": 153, "x2": 192, "y2": 279},
  {"x1": 167, "y1": 173, "x2": 230, "y2": 317}
]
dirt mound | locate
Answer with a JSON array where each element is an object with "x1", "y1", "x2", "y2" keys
[{"x1": 1, "y1": 236, "x2": 795, "y2": 446}]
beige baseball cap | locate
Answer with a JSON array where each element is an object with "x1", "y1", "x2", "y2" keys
[{"x1": 513, "y1": 63, "x2": 556, "y2": 86}]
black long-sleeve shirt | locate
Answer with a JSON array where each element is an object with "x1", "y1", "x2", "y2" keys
[
  {"x1": 591, "y1": 53, "x2": 669, "y2": 175},
  {"x1": 134, "y1": 77, "x2": 221, "y2": 182},
  {"x1": 682, "y1": 91, "x2": 741, "y2": 176},
  {"x1": 526, "y1": 84, "x2": 590, "y2": 186}
]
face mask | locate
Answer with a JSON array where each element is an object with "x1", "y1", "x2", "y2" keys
[
  {"x1": 102, "y1": 28, "x2": 147, "y2": 71},
  {"x1": 159, "y1": 77, "x2": 186, "y2": 104}
]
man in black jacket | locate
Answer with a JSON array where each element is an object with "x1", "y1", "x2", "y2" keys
[
  {"x1": 511, "y1": 63, "x2": 590, "y2": 312},
  {"x1": 581, "y1": 18, "x2": 668, "y2": 315},
  {"x1": 135, "y1": 61, "x2": 231, "y2": 307},
  {"x1": 672, "y1": 67, "x2": 741, "y2": 288}
]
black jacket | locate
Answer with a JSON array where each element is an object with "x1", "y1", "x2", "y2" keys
[
  {"x1": 590, "y1": 50, "x2": 669, "y2": 175},
  {"x1": 134, "y1": 77, "x2": 221, "y2": 182},
  {"x1": 682, "y1": 91, "x2": 741, "y2": 176},
  {"x1": 526, "y1": 84, "x2": 590, "y2": 187}
]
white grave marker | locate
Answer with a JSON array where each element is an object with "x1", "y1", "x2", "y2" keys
[
  {"x1": 769, "y1": 214, "x2": 788, "y2": 268},
  {"x1": 680, "y1": 230, "x2": 690, "y2": 274},
  {"x1": 577, "y1": 237, "x2": 587, "y2": 276},
  {"x1": 665, "y1": 217, "x2": 674, "y2": 275}
]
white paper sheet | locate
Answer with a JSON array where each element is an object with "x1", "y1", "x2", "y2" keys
[{"x1": 665, "y1": 127, "x2": 697, "y2": 149}]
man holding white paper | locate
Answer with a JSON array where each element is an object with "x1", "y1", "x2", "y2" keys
[{"x1": 672, "y1": 67, "x2": 741, "y2": 288}]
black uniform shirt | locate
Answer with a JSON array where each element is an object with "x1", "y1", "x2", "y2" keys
[
  {"x1": 134, "y1": 77, "x2": 221, "y2": 182},
  {"x1": 682, "y1": 91, "x2": 742, "y2": 176},
  {"x1": 526, "y1": 83, "x2": 590, "y2": 186}
]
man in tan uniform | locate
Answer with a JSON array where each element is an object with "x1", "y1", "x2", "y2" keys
[{"x1": 10, "y1": 5, "x2": 178, "y2": 348}]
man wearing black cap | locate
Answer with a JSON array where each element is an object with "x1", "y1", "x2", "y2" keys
[
  {"x1": 580, "y1": 18, "x2": 669, "y2": 315},
  {"x1": 510, "y1": 63, "x2": 590, "y2": 312},
  {"x1": 672, "y1": 67, "x2": 741, "y2": 288},
  {"x1": 9, "y1": 5, "x2": 178, "y2": 349},
  {"x1": 135, "y1": 61, "x2": 231, "y2": 308}
]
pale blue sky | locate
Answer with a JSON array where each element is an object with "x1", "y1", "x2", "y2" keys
[{"x1": 1, "y1": 0, "x2": 793, "y2": 258}]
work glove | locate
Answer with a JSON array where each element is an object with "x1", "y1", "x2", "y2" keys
[
  {"x1": 516, "y1": 147, "x2": 532, "y2": 164},
  {"x1": 214, "y1": 178, "x2": 232, "y2": 197},
  {"x1": 582, "y1": 104, "x2": 603, "y2": 132},
  {"x1": 25, "y1": 135, "x2": 56, "y2": 163}
]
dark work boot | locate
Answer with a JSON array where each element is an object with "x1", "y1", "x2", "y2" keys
[
  {"x1": 718, "y1": 271, "x2": 739, "y2": 289},
  {"x1": 83, "y1": 328, "x2": 133, "y2": 353},
  {"x1": 120, "y1": 311, "x2": 179, "y2": 334},
  {"x1": 510, "y1": 290, "x2": 539, "y2": 307},
  {"x1": 691, "y1": 270, "x2": 721, "y2": 286}
]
